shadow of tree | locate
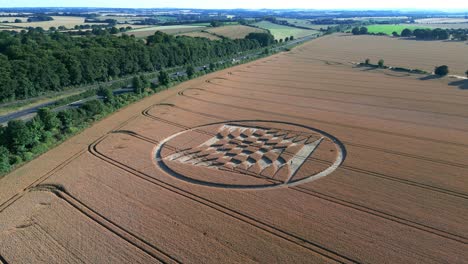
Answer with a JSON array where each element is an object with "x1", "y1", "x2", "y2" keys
[
  {"x1": 419, "y1": 75, "x2": 442, "y2": 80},
  {"x1": 449, "y1": 80, "x2": 468, "y2": 90}
]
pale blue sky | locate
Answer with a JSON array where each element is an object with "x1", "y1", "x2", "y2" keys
[{"x1": 0, "y1": 0, "x2": 467, "y2": 10}]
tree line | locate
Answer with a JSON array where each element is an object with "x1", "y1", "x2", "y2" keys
[
  {"x1": 0, "y1": 29, "x2": 273, "y2": 102},
  {"x1": 352, "y1": 26, "x2": 468, "y2": 41}
]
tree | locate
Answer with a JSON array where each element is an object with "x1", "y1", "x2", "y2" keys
[
  {"x1": 14, "y1": 19, "x2": 22, "y2": 23},
  {"x1": 285, "y1": 37, "x2": 289, "y2": 42},
  {"x1": 186, "y1": 65, "x2": 195, "y2": 78},
  {"x1": 365, "y1": 58, "x2": 370, "y2": 65},
  {"x1": 210, "y1": 21, "x2": 222, "y2": 27},
  {"x1": 5, "y1": 120, "x2": 34, "y2": 154},
  {"x1": 209, "y1": 62, "x2": 216, "y2": 71},
  {"x1": 57, "y1": 110, "x2": 74, "y2": 131},
  {"x1": 434, "y1": 65, "x2": 449, "y2": 76},
  {"x1": 359, "y1": 27, "x2": 368, "y2": 35},
  {"x1": 279, "y1": 39, "x2": 283, "y2": 43},
  {"x1": 0, "y1": 146, "x2": 10, "y2": 173},
  {"x1": 378, "y1": 59, "x2": 385, "y2": 68},
  {"x1": 158, "y1": 70, "x2": 170, "y2": 86},
  {"x1": 401, "y1": 28, "x2": 413, "y2": 37},
  {"x1": 392, "y1": 31, "x2": 399, "y2": 37},
  {"x1": 140, "y1": 75, "x2": 150, "y2": 89},
  {"x1": 81, "y1": 100, "x2": 105, "y2": 116},
  {"x1": 132, "y1": 76, "x2": 143, "y2": 94},
  {"x1": 465, "y1": 70, "x2": 468, "y2": 78},
  {"x1": 351, "y1": 27, "x2": 360, "y2": 35},
  {"x1": 290, "y1": 35, "x2": 294, "y2": 41},
  {"x1": 97, "y1": 86, "x2": 114, "y2": 103},
  {"x1": 245, "y1": 32, "x2": 275, "y2": 47},
  {"x1": 37, "y1": 108, "x2": 60, "y2": 131}
]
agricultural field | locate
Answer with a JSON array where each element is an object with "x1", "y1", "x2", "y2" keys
[
  {"x1": 1, "y1": 36, "x2": 467, "y2": 263},
  {"x1": 298, "y1": 33, "x2": 468, "y2": 75},
  {"x1": 365, "y1": 24, "x2": 428, "y2": 35},
  {"x1": 403, "y1": 23, "x2": 468, "y2": 29},
  {"x1": 253, "y1": 20, "x2": 319, "y2": 40},
  {"x1": 280, "y1": 18, "x2": 333, "y2": 30},
  {"x1": 205, "y1": 25, "x2": 267, "y2": 39},
  {"x1": 415, "y1": 17, "x2": 468, "y2": 24},
  {"x1": 0, "y1": 16, "x2": 27, "y2": 23},
  {"x1": 3, "y1": 16, "x2": 106, "y2": 29},
  {"x1": 177, "y1": 31, "x2": 221, "y2": 40},
  {"x1": 124, "y1": 25, "x2": 208, "y2": 38}
]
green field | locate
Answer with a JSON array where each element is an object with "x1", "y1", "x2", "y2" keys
[
  {"x1": 253, "y1": 21, "x2": 318, "y2": 40},
  {"x1": 366, "y1": 24, "x2": 428, "y2": 35}
]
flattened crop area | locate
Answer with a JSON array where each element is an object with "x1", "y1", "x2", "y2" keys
[{"x1": 0, "y1": 38, "x2": 468, "y2": 263}]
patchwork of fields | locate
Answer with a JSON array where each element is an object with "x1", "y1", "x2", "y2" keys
[
  {"x1": 365, "y1": 24, "x2": 428, "y2": 35},
  {"x1": 205, "y1": 25, "x2": 267, "y2": 39},
  {"x1": 253, "y1": 21, "x2": 319, "y2": 40},
  {"x1": 0, "y1": 36, "x2": 467, "y2": 263}
]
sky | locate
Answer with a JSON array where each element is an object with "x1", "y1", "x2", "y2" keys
[{"x1": 0, "y1": 0, "x2": 467, "y2": 10}]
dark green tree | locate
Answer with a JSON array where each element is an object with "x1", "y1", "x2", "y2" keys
[
  {"x1": 290, "y1": 35, "x2": 294, "y2": 40},
  {"x1": 57, "y1": 110, "x2": 75, "y2": 131},
  {"x1": 378, "y1": 59, "x2": 385, "y2": 68},
  {"x1": 140, "y1": 74, "x2": 150, "y2": 89},
  {"x1": 186, "y1": 65, "x2": 195, "y2": 78},
  {"x1": 359, "y1": 27, "x2": 368, "y2": 35},
  {"x1": 0, "y1": 146, "x2": 10, "y2": 173},
  {"x1": 132, "y1": 76, "x2": 144, "y2": 94},
  {"x1": 245, "y1": 32, "x2": 275, "y2": 47},
  {"x1": 5, "y1": 120, "x2": 34, "y2": 154},
  {"x1": 209, "y1": 62, "x2": 216, "y2": 71},
  {"x1": 37, "y1": 108, "x2": 60, "y2": 131},
  {"x1": 81, "y1": 100, "x2": 105, "y2": 116},
  {"x1": 434, "y1": 65, "x2": 449, "y2": 76},
  {"x1": 401, "y1": 28, "x2": 413, "y2": 37},
  {"x1": 158, "y1": 70, "x2": 170, "y2": 86},
  {"x1": 351, "y1": 27, "x2": 360, "y2": 35},
  {"x1": 97, "y1": 86, "x2": 114, "y2": 103}
]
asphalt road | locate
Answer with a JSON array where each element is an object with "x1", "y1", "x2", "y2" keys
[{"x1": 0, "y1": 34, "x2": 320, "y2": 126}]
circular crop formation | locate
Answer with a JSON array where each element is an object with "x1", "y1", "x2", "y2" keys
[{"x1": 154, "y1": 120, "x2": 345, "y2": 189}]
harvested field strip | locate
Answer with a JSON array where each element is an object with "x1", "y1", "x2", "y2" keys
[
  {"x1": 206, "y1": 80, "x2": 468, "y2": 118},
  {"x1": 31, "y1": 186, "x2": 178, "y2": 263},
  {"x1": 229, "y1": 71, "x2": 468, "y2": 99},
  {"x1": 118, "y1": 111, "x2": 468, "y2": 244},
  {"x1": 209, "y1": 77, "x2": 468, "y2": 107},
  {"x1": 150, "y1": 104, "x2": 468, "y2": 199},
  {"x1": 181, "y1": 89, "x2": 468, "y2": 137},
  {"x1": 88, "y1": 135, "x2": 356, "y2": 263},
  {"x1": 174, "y1": 93, "x2": 468, "y2": 149}
]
